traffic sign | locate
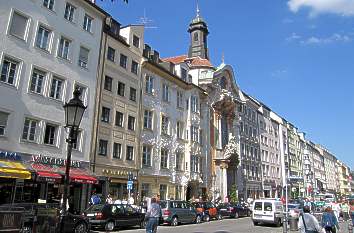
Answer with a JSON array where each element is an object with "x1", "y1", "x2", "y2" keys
[{"x1": 127, "y1": 180, "x2": 133, "y2": 190}]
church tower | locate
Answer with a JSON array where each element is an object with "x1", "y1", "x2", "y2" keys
[{"x1": 188, "y1": 3, "x2": 209, "y2": 60}]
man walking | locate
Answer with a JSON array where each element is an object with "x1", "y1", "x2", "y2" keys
[
  {"x1": 298, "y1": 206, "x2": 322, "y2": 233},
  {"x1": 145, "y1": 197, "x2": 161, "y2": 233}
]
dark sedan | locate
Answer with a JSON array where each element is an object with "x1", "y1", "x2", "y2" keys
[
  {"x1": 217, "y1": 202, "x2": 251, "y2": 218},
  {"x1": 84, "y1": 204, "x2": 145, "y2": 231}
]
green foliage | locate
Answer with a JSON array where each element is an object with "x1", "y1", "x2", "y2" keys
[{"x1": 229, "y1": 184, "x2": 238, "y2": 203}]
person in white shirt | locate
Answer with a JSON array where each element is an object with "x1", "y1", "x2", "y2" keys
[{"x1": 298, "y1": 206, "x2": 322, "y2": 233}]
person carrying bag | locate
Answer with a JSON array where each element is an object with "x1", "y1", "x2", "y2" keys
[
  {"x1": 321, "y1": 206, "x2": 339, "y2": 233},
  {"x1": 298, "y1": 206, "x2": 323, "y2": 233}
]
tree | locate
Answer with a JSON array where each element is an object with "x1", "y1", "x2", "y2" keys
[{"x1": 229, "y1": 184, "x2": 238, "y2": 203}]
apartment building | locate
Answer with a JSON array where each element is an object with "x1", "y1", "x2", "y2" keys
[
  {"x1": 322, "y1": 147, "x2": 338, "y2": 193},
  {"x1": 0, "y1": 0, "x2": 106, "y2": 211},
  {"x1": 337, "y1": 160, "x2": 351, "y2": 197}
]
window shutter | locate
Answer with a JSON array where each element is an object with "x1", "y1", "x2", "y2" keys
[{"x1": 10, "y1": 12, "x2": 28, "y2": 39}]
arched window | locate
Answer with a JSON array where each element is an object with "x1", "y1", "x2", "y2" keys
[
  {"x1": 194, "y1": 32, "x2": 199, "y2": 42},
  {"x1": 220, "y1": 76, "x2": 227, "y2": 89}
]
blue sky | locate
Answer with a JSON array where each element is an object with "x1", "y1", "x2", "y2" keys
[{"x1": 97, "y1": 0, "x2": 354, "y2": 168}]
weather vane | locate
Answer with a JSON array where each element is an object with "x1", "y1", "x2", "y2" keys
[{"x1": 139, "y1": 9, "x2": 157, "y2": 29}]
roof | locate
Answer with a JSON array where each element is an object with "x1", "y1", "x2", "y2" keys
[{"x1": 162, "y1": 55, "x2": 213, "y2": 68}]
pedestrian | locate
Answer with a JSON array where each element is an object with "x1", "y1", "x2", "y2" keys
[
  {"x1": 298, "y1": 206, "x2": 322, "y2": 233},
  {"x1": 145, "y1": 197, "x2": 161, "y2": 233},
  {"x1": 106, "y1": 194, "x2": 113, "y2": 204},
  {"x1": 90, "y1": 190, "x2": 101, "y2": 205},
  {"x1": 340, "y1": 201, "x2": 350, "y2": 221},
  {"x1": 321, "y1": 206, "x2": 339, "y2": 233}
]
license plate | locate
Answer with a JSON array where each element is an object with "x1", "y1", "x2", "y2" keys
[{"x1": 87, "y1": 213, "x2": 95, "y2": 217}]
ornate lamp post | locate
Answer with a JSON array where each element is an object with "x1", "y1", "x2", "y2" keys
[{"x1": 60, "y1": 88, "x2": 86, "y2": 232}]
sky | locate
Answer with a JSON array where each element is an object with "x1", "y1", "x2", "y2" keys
[{"x1": 97, "y1": 0, "x2": 354, "y2": 169}]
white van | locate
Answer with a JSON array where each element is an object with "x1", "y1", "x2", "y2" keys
[{"x1": 252, "y1": 199, "x2": 283, "y2": 226}]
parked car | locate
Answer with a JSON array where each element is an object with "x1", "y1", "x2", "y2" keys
[
  {"x1": 252, "y1": 199, "x2": 284, "y2": 226},
  {"x1": 192, "y1": 201, "x2": 221, "y2": 221},
  {"x1": 217, "y1": 202, "x2": 251, "y2": 218},
  {"x1": 84, "y1": 204, "x2": 145, "y2": 231},
  {"x1": 160, "y1": 200, "x2": 201, "y2": 226},
  {"x1": 0, "y1": 203, "x2": 89, "y2": 233},
  {"x1": 287, "y1": 203, "x2": 301, "y2": 219}
]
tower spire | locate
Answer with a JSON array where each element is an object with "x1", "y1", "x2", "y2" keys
[{"x1": 196, "y1": 0, "x2": 200, "y2": 17}]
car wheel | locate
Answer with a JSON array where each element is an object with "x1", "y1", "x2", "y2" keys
[
  {"x1": 21, "y1": 226, "x2": 32, "y2": 233},
  {"x1": 74, "y1": 222, "x2": 88, "y2": 233},
  {"x1": 195, "y1": 215, "x2": 201, "y2": 224},
  {"x1": 171, "y1": 216, "x2": 178, "y2": 226},
  {"x1": 234, "y1": 212, "x2": 239, "y2": 219},
  {"x1": 253, "y1": 221, "x2": 258, "y2": 226},
  {"x1": 105, "y1": 221, "x2": 115, "y2": 231},
  {"x1": 204, "y1": 214, "x2": 210, "y2": 222},
  {"x1": 217, "y1": 213, "x2": 222, "y2": 220}
]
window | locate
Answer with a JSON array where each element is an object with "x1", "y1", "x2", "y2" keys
[
  {"x1": 141, "y1": 183, "x2": 150, "y2": 198},
  {"x1": 191, "y1": 95, "x2": 198, "y2": 112},
  {"x1": 107, "y1": 47, "x2": 115, "y2": 62},
  {"x1": 145, "y1": 75, "x2": 153, "y2": 94},
  {"x1": 176, "y1": 151, "x2": 184, "y2": 171},
  {"x1": 126, "y1": 146, "x2": 134, "y2": 160},
  {"x1": 74, "y1": 84, "x2": 86, "y2": 102},
  {"x1": 43, "y1": 123, "x2": 56, "y2": 145},
  {"x1": 113, "y1": 142, "x2": 121, "y2": 159},
  {"x1": 83, "y1": 14, "x2": 93, "y2": 32},
  {"x1": 143, "y1": 110, "x2": 153, "y2": 129},
  {"x1": 30, "y1": 69, "x2": 45, "y2": 94},
  {"x1": 159, "y1": 184, "x2": 167, "y2": 201},
  {"x1": 64, "y1": 3, "x2": 75, "y2": 22},
  {"x1": 131, "y1": 60, "x2": 138, "y2": 75},
  {"x1": 160, "y1": 149, "x2": 168, "y2": 169},
  {"x1": 142, "y1": 145, "x2": 151, "y2": 166},
  {"x1": 22, "y1": 118, "x2": 37, "y2": 142},
  {"x1": 190, "y1": 155, "x2": 200, "y2": 172},
  {"x1": 193, "y1": 32, "x2": 198, "y2": 41},
  {"x1": 98, "y1": 139, "x2": 108, "y2": 156},
  {"x1": 161, "y1": 116, "x2": 169, "y2": 135},
  {"x1": 1, "y1": 57, "x2": 19, "y2": 85},
  {"x1": 129, "y1": 87, "x2": 136, "y2": 102},
  {"x1": 72, "y1": 130, "x2": 81, "y2": 150},
  {"x1": 49, "y1": 77, "x2": 63, "y2": 100},
  {"x1": 127, "y1": 116, "x2": 135, "y2": 131},
  {"x1": 191, "y1": 126, "x2": 199, "y2": 142},
  {"x1": 133, "y1": 35, "x2": 140, "y2": 48},
  {"x1": 0, "y1": 112, "x2": 9, "y2": 136},
  {"x1": 119, "y1": 54, "x2": 127, "y2": 68},
  {"x1": 101, "y1": 107, "x2": 110, "y2": 123},
  {"x1": 9, "y1": 12, "x2": 28, "y2": 40},
  {"x1": 162, "y1": 84, "x2": 169, "y2": 102},
  {"x1": 117, "y1": 81, "x2": 125, "y2": 96},
  {"x1": 58, "y1": 37, "x2": 70, "y2": 60},
  {"x1": 115, "y1": 111, "x2": 124, "y2": 127},
  {"x1": 181, "y1": 68, "x2": 187, "y2": 81},
  {"x1": 78, "y1": 46, "x2": 89, "y2": 68},
  {"x1": 104, "y1": 76, "x2": 112, "y2": 91},
  {"x1": 177, "y1": 91, "x2": 183, "y2": 108},
  {"x1": 176, "y1": 121, "x2": 183, "y2": 139},
  {"x1": 36, "y1": 26, "x2": 51, "y2": 50},
  {"x1": 43, "y1": 0, "x2": 54, "y2": 10}
]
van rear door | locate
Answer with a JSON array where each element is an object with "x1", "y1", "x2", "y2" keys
[
  {"x1": 262, "y1": 202, "x2": 274, "y2": 222},
  {"x1": 252, "y1": 201, "x2": 263, "y2": 220}
]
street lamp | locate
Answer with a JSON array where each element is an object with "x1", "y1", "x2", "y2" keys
[{"x1": 60, "y1": 88, "x2": 86, "y2": 232}]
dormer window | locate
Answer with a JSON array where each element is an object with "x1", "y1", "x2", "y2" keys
[{"x1": 133, "y1": 35, "x2": 140, "y2": 48}]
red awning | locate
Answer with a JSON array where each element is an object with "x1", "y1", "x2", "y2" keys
[
  {"x1": 69, "y1": 168, "x2": 98, "y2": 184},
  {"x1": 32, "y1": 163, "x2": 62, "y2": 182}
]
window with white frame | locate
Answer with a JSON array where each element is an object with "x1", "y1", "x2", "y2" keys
[
  {"x1": 191, "y1": 125, "x2": 199, "y2": 142},
  {"x1": 160, "y1": 149, "x2": 168, "y2": 169},
  {"x1": 176, "y1": 151, "x2": 184, "y2": 171},
  {"x1": 49, "y1": 76, "x2": 63, "y2": 100},
  {"x1": 78, "y1": 46, "x2": 89, "y2": 68},
  {"x1": 143, "y1": 110, "x2": 153, "y2": 129},
  {"x1": 162, "y1": 84, "x2": 169, "y2": 102},
  {"x1": 43, "y1": 123, "x2": 57, "y2": 145},
  {"x1": 57, "y1": 37, "x2": 70, "y2": 60},
  {"x1": 119, "y1": 53, "x2": 127, "y2": 68},
  {"x1": 126, "y1": 146, "x2": 134, "y2": 161},
  {"x1": 142, "y1": 145, "x2": 152, "y2": 166},
  {"x1": 107, "y1": 47, "x2": 115, "y2": 62},
  {"x1": 161, "y1": 115, "x2": 169, "y2": 135},
  {"x1": 9, "y1": 12, "x2": 28, "y2": 40},
  {"x1": 104, "y1": 75, "x2": 112, "y2": 91},
  {"x1": 177, "y1": 91, "x2": 183, "y2": 108},
  {"x1": 115, "y1": 111, "x2": 123, "y2": 127},
  {"x1": 101, "y1": 107, "x2": 110, "y2": 123},
  {"x1": 83, "y1": 14, "x2": 93, "y2": 32},
  {"x1": 113, "y1": 142, "x2": 121, "y2": 159},
  {"x1": 72, "y1": 129, "x2": 82, "y2": 150},
  {"x1": 191, "y1": 95, "x2": 198, "y2": 112},
  {"x1": 127, "y1": 116, "x2": 135, "y2": 131},
  {"x1": 36, "y1": 25, "x2": 51, "y2": 51},
  {"x1": 117, "y1": 81, "x2": 125, "y2": 96},
  {"x1": 159, "y1": 184, "x2": 167, "y2": 200},
  {"x1": 176, "y1": 121, "x2": 183, "y2": 139},
  {"x1": 30, "y1": 68, "x2": 45, "y2": 94},
  {"x1": 129, "y1": 87, "x2": 136, "y2": 102},
  {"x1": 98, "y1": 139, "x2": 108, "y2": 156},
  {"x1": 43, "y1": 0, "x2": 54, "y2": 10},
  {"x1": 131, "y1": 60, "x2": 138, "y2": 75},
  {"x1": 1, "y1": 57, "x2": 19, "y2": 85},
  {"x1": 22, "y1": 118, "x2": 38, "y2": 142},
  {"x1": 64, "y1": 3, "x2": 75, "y2": 22},
  {"x1": 141, "y1": 183, "x2": 150, "y2": 198},
  {"x1": 0, "y1": 112, "x2": 9, "y2": 136},
  {"x1": 145, "y1": 75, "x2": 153, "y2": 94},
  {"x1": 133, "y1": 35, "x2": 140, "y2": 48}
]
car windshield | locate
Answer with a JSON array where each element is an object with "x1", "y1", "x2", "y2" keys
[{"x1": 86, "y1": 204, "x2": 104, "y2": 212}]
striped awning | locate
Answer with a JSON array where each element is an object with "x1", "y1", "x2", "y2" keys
[{"x1": 0, "y1": 160, "x2": 31, "y2": 179}]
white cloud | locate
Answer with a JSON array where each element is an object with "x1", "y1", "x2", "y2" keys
[
  {"x1": 300, "y1": 33, "x2": 351, "y2": 44},
  {"x1": 286, "y1": 32, "x2": 302, "y2": 41},
  {"x1": 288, "y1": 0, "x2": 354, "y2": 16},
  {"x1": 271, "y1": 69, "x2": 288, "y2": 79}
]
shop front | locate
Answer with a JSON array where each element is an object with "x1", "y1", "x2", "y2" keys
[{"x1": 139, "y1": 175, "x2": 173, "y2": 202}]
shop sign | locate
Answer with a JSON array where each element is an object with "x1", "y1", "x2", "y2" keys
[
  {"x1": 0, "y1": 150, "x2": 22, "y2": 161},
  {"x1": 263, "y1": 185, "x2": 271, "y2": 190},
  {"x1": 102, "y1": 169, "x2": 135, "y2": 177},
  {"x1": 31, "y1": 154, "x2": 81, "y2": 168}
]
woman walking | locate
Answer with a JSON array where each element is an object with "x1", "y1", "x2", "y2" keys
[{"x1": 322, "y1": 206, "x2": 340, "y2": 233}]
